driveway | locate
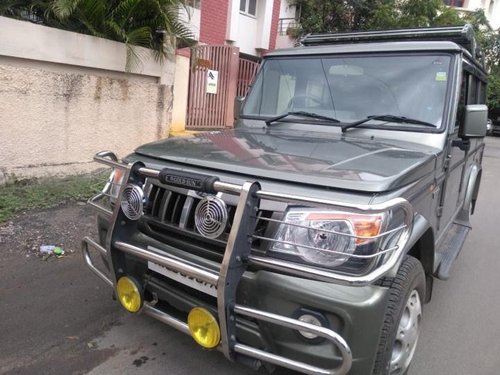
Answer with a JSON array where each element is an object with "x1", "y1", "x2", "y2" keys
[{"x1": 1, "y1": 136, "x2": 500, "y2": 375}]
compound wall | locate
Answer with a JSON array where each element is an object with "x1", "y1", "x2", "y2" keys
[{"x1": 0, "y1": 16, "x2": 175, "y2": 183}]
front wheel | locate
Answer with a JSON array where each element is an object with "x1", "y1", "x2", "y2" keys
[{"x1": 373, "y1": 256, "x2": 426, "y2": 375}]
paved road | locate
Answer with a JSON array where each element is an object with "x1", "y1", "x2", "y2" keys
[
  {"x1": 1, "y1": 137, "x2": 500, "y2": 375},
  {"x1": 412, "y1": 136, "x2": 500, "y2": 375}
]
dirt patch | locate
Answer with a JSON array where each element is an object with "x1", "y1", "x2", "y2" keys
[
  {"x1": 0, "y1": 203, "x2": 122, "y2": 375},
  {"x1": 0, "y1": 202, "x2": 96, "y2": 257}
]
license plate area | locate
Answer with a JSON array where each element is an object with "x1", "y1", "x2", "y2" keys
[{"x1": 147, "y1": 261, "x2": 218, "y2": 297}]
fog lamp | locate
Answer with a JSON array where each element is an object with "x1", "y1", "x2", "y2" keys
[
  {"x1": 298, "y1": 314, "x2": 323, "y2": 339},
  {"x1": 116, "y1": 276, "x2": 142, "y2": 313},
  {"x1": 187, "y1": 307, "x2": 220, "y2": 349}
]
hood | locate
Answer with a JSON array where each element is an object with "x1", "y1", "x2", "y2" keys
[{"x1": 134, "y1": 128, "x2": 438, "y2": 193}]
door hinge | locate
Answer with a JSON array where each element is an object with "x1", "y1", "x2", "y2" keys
[
  {"x1": 443, "y1": 156, "x2": 451, "y2": 171},
  {"x1": 436, "y1": 205, "x2": 443, "y2": 217}
]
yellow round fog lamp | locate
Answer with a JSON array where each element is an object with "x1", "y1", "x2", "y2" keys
[
  {"x1": 116, "y1": 276, "x2": 143, "y2": 313},
  {"x1": 187, "y1": 307, "x2": 221, "y2": 349}
]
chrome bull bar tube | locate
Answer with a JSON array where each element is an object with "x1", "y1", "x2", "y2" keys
[
  {"x1": 87, "y1": 151, "x2": 124, "y2": 217},
  {"x1": 114, "y1": 241, "x2": 219, "y2": 286},
  {"x1": 81, "y1": 236, "x2": 352, "y2": 375},
  {"x1": 83, "y1": 151, "x2": 415, "y2": 375},
  {"x1": 122, "y1": 161, "x2": 413, "y2": 287},
  {"x1": 81, "y1": 237, "x2": 113, "y2": 288},
  {"x1": 234, "y1": 305, "x2": 352, "y2": 375},
  {"x1": 93, "y1": 150, "x2": 122, "y2": 169},
  {"x1": 87, "y1": 192, "x2": 113, "y2": 217},
  {"x1": 142, "y1": 303, "x2": 191, "y2": 335}
]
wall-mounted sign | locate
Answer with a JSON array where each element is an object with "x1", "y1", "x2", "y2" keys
[
  {"x1": 207, "y1": 70, "x2": 218, "y2": 94},
  {"x1": 197, "y1": 59, "x2": 212, "y2": 69}
]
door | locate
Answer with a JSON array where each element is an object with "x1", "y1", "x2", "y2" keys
[{"x1": 438, "y1": 68, "x2": 480, "y2": 234}]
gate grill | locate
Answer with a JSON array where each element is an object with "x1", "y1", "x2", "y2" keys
[
  {"x1": 186, "y1": 45, "x2": 239, "y2": 129},
  {"x1": 237, "y1": 58, "x2": 259, "y2": 97},
  {"x1": 186, "y1": 46, "x2": 260, "y2": 130}
]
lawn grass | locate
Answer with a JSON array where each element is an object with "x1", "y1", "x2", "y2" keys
[{"x1": 0, "y1": 171, "x2": 109, "y2": 224}]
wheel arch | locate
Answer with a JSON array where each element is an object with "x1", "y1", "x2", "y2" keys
[
  {"x1": 405, "y1": 214, "x2": 435, "y2": 302},
  {"x1": 463, "y1": 163, "x2": 482, "y2": 216}
]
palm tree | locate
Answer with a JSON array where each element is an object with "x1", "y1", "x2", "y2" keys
[
  {"x1": 0, "y1": 1, "x2": 52, "y2": 24},
  {"x1": 51, "y1": 0, "x2": 194, "y2": 70},
  {"x1": 1, "y1": 0, "x2": 194, "y2": 71}
]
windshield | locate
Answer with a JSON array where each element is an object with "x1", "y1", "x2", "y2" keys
[{"x1": 242, "y1": 54, "x2": 452, "y2": 128}]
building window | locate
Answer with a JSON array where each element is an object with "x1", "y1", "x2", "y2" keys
[
  {"x1": 240, "y1": 0, "x2": 257, "y2": 16},
  {"x1": 443, "y1": 0, "x2": 465, "y2": 7},
  {"x1": 187, "y1": 0, "x2": 201, "y2": 9}
]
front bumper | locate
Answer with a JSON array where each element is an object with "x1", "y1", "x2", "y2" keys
[
  {"x1": 82, "y1": 151, "x2": 412, "y2": 375},
  {"x1": 83, "y1": 235, "x2": 392, "y2": 374}
]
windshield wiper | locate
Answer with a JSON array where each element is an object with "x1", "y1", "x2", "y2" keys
[
  {"x1": 265, "y1": 111, "x2": 340, "y2": 126},
  {"x1": 341, "y1": 114, "x2": 436, "y2": 133}
]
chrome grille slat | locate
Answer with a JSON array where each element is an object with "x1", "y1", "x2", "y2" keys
[
  {"x1": 151, "y1": 186, "x2": 163, "y2": 217},
  {"x1": 172, "y1": 194, "x2": 187, "y2": 224},
  {"x1": 146, "y1": 184, "x2": 269, "y2": 246},
  {"x1": 179, "y1": 196, "x2": 195, "y2": 229},
  {"x1": 158, "y1": 190, "x2": 172, "y2": 221}
]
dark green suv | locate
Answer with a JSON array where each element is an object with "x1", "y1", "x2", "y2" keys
[{"x1": 83, "y1": 25, "x2": 487, "y2": 374}]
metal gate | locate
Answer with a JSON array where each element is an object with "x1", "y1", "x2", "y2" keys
[
  {"x1": 237, "y1": 58, "x2": 260, "y2": 97},
  {"x1": 186, "y1": 45, "x2": 239, "y2": 129},
  {"x1": 186, "y1": 45, "x2": 260, "y2": 130}
]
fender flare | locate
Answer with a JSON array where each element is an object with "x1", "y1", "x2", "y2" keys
[
  {"x1": 388, "y1": 214, "x2": 435, "y2": 278},
  {"x1": 463, "y1": 164, "x2": 482, "y2": 215},
  {"x1": 404, "y1": 214, "x2": 435, "y2": 275}
]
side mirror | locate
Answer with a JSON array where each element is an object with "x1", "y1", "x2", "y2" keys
[
  {"x1": 460, "y1": 104, "x2": 488, "y2": 138},
  {"x1": 234, "y1": 96, "x2": 245, "y2": 121}
]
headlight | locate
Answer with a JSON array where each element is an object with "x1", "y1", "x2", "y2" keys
[
  {"x1": 269, "y1": 208, "x2": 384, "y2": 269},
  {"x1": 103, "y1": 168, "x2": 124, "y2": 203}
]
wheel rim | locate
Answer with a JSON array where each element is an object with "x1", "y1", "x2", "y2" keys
[{"x1": 390, "y1": 289, "x2": 422, "y2": 374}]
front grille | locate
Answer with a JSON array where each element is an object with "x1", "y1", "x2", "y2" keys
[
  {"x1": 146, "y1": 184, "x2": 237, "y2": 239},
  {"x1": 143, "y1": 184, "x2": 274, "y2": 258}
]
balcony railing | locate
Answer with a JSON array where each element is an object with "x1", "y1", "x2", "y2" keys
[{"x1": 278, "y1": 17, "x2": 300, "y2": 36}]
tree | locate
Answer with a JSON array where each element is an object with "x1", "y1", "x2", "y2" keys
[
  {"x1": 0, "y1": 1, "x2": 53, "y2": 24},
  {"x1": 462, "y1": 9, "x2": 500, "y2": 111},
  {"x1": 291, "y1": 0, "x2": 463, "y2": 34},
  {"x1": 52, "y1": 0, "x2": 193, "y2": 70},
  {"x1": 290, "y1": 0, "x2": 387, "y2": 34},
  {"x1": 1, "y1": 0, "x2": 194, "y2": 71},
  {"x1": 369, "y1": 0, "x2": 462, "y2": 29}
]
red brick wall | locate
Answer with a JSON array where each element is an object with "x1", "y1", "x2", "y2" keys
[
  {"x1": 268, "y1": 0, "x2": 281, "y2": 50},
  {"x1": 199, "y1": 0, "x2": 229, "y2": 45},
  {"x1": 176, "y1": 47, "x2": 191, "y2": 58}
]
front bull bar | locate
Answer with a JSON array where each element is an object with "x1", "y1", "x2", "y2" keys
[
  {"x1": 82, "y1": 237, "x2": 352, "y2": 375},
  {"x1": 82, "y1": 150, "x2": 413, "y2": 375}
]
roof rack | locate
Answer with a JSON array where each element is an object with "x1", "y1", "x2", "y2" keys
[{"x1": 301, "y1": 25, "x2": 478, "y2": 58}]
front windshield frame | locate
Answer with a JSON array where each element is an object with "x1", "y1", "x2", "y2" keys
[{"x1": 240, "y1": 52, "x2": 456, "y2": 134}]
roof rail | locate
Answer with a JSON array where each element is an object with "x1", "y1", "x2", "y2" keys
[{"x1": 301, "y1": 25, "x2": 478, "y2": 58}]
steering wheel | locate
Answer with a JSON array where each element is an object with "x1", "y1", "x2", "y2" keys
[{"x1": 287, "y1": 95, "x2": 324, "y2": 109}]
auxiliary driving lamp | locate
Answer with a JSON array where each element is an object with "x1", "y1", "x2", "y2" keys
[{"x1": 187, "y1": 307, "x2": 221, "y2": 349}]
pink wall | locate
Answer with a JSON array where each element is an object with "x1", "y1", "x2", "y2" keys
[
  {"x1": 268, "y1": 0, "x2": 281, "y2": 50},
  {"x1": 199, "y1": 0, "x2": 229, "y2": 45}
]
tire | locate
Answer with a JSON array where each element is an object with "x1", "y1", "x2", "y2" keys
[{"x1": 372, "y1": 256, "x2": 426, "y2": 375}]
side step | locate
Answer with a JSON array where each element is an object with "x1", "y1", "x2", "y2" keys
[{"x1": 435, "y1": 222, "x2": 471, "y2": 280}]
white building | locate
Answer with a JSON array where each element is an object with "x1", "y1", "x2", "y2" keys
[
  {"x1": 178, "y1": 0, "x2": 283, "y2": 57},
  {"x1": 275, "y1": 0, "x2": 299, "y2": 49},
  {"x1": 445, "y1": 0, "x2": 500, "y2": 29}
]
